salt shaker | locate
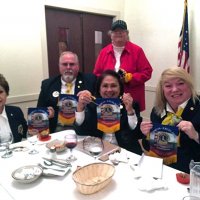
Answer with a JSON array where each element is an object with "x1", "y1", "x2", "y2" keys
[
  {"x1": 50, "y1": 146, "x2": 57, "y2": 159},
  {"x1": 190, "y1": 165, "x2": 200, "y2": 198}
]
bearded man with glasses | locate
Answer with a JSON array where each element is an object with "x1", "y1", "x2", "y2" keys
[{"x1": 37, "y1": 51, "x2": 96, "y2": 133}]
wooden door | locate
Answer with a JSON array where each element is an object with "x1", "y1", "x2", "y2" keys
[
  {"x1": 82, "y1": 13, "x2": 113, "y2": 73},
  {"x1": 45, "y1": 7, "x2": 113, "y2": 76}
]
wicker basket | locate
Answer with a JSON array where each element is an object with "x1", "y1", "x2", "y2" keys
[{"x1": 72, "y1": 162, "x2": 115, "y2": 194}]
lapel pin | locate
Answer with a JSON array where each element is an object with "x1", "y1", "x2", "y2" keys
[
  {"x1": 190, "y1": 107, "x2": 194, "y2": 111},
  {"x1": 52, "y1": 91, "x2": 59, "y2": 97}
]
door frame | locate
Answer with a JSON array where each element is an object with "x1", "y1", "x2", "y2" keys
[{"x1": 40, "y1": 4, "x2": 120, "y2": 79}]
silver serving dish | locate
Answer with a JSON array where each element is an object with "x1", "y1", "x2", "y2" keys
[{"x1": 11, "y1": 165, "x2": 43, "y2": 183}]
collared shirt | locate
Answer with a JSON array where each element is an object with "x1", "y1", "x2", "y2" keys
[
  {"x1": 103, "y1": 133, "x2": 118, "y2": 145},
  {"x1": 61, "y1": 78, "x2": 76, "y2": 94},
  {"x1": 160, "y1": 99, "x2": 189, "y2": 118},
  {"x1": 0, "y1": 107, "x2": 12, "y2": 140},
  {"x1": 113, "y1": 44, "x2": 124, "y2": 72}
]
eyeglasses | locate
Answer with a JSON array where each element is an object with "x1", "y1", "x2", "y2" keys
[{"x1": 61, "y1": 62, "x2": 76, "y2": 67}]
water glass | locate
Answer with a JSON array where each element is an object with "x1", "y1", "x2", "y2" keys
[
  {"x1": 0, "y1": 132, "x2": 13, "y2": 158},
  {"x1": 190, "y1": 165, "x2": 200, "y2": 198},
  {"x1": 27, "y1": 130, "x2": 39, "y2": 155},
  {"x1": 83, "y1": 136, "x2": 104, "y2": 160}
]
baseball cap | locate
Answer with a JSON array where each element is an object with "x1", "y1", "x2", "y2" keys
[{"x1": 111, "y1": 20, "x2": 127, "y2": 31}]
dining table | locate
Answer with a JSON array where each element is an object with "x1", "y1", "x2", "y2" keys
[{"x1": 0, "y1": 131, "x2": 189, "y2": 200}]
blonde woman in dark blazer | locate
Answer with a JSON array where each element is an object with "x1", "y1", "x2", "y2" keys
[{"x1": 140, "y1": 67, "x2": 200, "y2": 173}]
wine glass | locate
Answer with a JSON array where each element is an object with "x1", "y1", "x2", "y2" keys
[
  {"x1": 0, "y1": 131, "x2": 13, "y2": 158},
  {"x1": 27, "y1": 129, "x2": 39, "y2": 155},
  {"x1": 64, "y1": 132, "x2": 77, "y2": 161},
  {"x1": 83, "y1": 136, "x2": 104, "y2": 160}
]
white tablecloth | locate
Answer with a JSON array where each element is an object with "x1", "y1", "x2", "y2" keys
[{"x1": 0, "y1": 132, "x2": 189, "y2": 200}]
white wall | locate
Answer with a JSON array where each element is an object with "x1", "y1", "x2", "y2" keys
[
  {"x1": 0, "y1": 0, "x2": 123, "y2": 115},
  {"x1": 0, "y1": 1, "x2": 44, "y2": 112},
  {"x1": 124, "y1": 0, "x2": 200, "y2": 118},
  {"x1": 0, "y1": 0, "x2": 199, "y2": 119}
]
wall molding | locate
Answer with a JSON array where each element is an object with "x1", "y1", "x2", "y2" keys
[
  {"x1": 7, "y1": 93, "x2": 39, "y2": 104},
  {"x1": 145, "y1": 85, "x2": 156, "y2": 92}
]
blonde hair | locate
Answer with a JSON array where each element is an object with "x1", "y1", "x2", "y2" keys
[{"x1": 154, "y1": 67, "x2": 198, "y2": 115}]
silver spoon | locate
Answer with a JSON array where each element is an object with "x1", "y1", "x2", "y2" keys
[{"x1": 110, "y1": 159, "x2": 129, "y2": 166}]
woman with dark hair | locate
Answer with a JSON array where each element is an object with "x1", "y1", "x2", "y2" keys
[
  {"x1": 0, "y1": 74, "x2": 27, "y2": 143},
  {"x1": 74, "y1": 70, "x2": 143, "y2": 154}
]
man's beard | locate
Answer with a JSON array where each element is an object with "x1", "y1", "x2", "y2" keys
[{"x1": 62, "y1": 74, "x2": 74, "y2": 83}]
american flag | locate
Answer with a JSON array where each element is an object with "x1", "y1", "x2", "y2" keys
[{"x1": 177, "y1": 0, "x2": 190, "y2": 73}]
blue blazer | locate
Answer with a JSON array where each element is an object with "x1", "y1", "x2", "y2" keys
[
  {"x1": 37, "y1": 73, "x2": 97, "y2": 133},
  {"x1": 142, "y1": 97, "x2": 200, "y2": 173},
  {"x1": 5, "y1": 105, "x2": 27, "y2": 143}
]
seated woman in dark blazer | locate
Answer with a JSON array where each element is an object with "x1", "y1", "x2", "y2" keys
[
  {"x1": 74, "y1": 70, "x2": 143, "y2": 155},
  {"x1": 140, "y1": 67, "x2": 200, "y2": 173},
  {"x1": 0, "y1": 74, "x2": 27, "y2": 143}
]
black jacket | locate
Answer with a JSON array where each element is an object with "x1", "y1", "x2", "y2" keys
[
  {"x1": 5, "y1": 105, "x2": 27, "y2": 143},
  {"x1": 37, "y1": 73, "x2": 96, "y2": 133}
]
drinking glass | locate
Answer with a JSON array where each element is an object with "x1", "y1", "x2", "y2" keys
[
  {"x1": 190, "y1": 165, "x2": 200, "y2": 199},
  {"x1": 64, "y1": 132, "x2": 77, "y2": 161},
  {"x1": 0, "y1": 132, "x2": 13, "y2": 158},
  {"x1": 83, "y1": 136, "x2": 104, "y2": 160},
  {"x1": 27, "y1": 129, "x2": 39, "y2": 155}
]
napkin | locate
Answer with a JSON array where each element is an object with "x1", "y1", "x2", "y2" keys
[
  {"x1": 138, "y1": 154, "x2": 163, "y2": 179},
  {"x1": 39, "y1": 163, "x2": 71, "y2": 176},
  {"x1": 129, "y1": 154, "x2": 163, "y2": 180},
  {"x1": 109, "y1": 152, "x2": 129, "y2": 163},
  {"x1": 137, "y1": 177, "x2": 168, "y2": 192}
]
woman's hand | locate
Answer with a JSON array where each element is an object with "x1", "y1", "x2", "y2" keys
[
  {"x1": 122, "y1": 93, "x2": 135, "y2": 115},
  {"x1": 140, "y1": 121, "x2": 153, "y2": 136},
  {"x1": 76, "y1": 90, "x2": 92, "y2": 112},
  {"x1": 47, "y1": 106, "x2": 55, "y2": 118},
  {"x1": 177, "y1": 120, "x2": 199, "y2": 143}
]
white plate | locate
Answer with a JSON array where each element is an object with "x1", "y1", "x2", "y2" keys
[{"x1": 12, "y1": 165, "x2": 43, "y2": 183}]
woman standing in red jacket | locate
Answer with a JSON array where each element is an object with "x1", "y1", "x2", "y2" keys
[{"x1": 93, "y1": 20, "x2": 153, "y2": 111}]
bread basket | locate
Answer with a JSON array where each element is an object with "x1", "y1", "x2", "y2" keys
[{"x1": 72, "y1": 162, "x2": 115, "y2": 194}]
